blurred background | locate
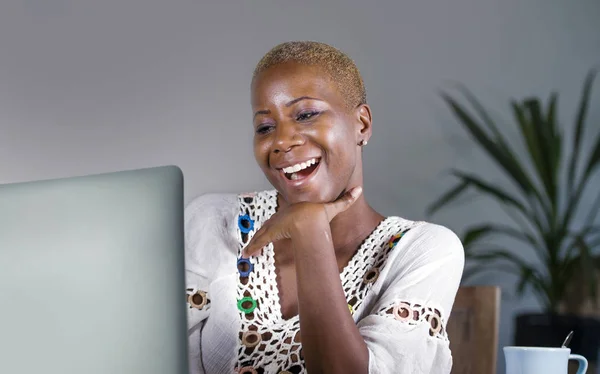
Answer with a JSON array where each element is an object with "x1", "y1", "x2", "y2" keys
[{"x1": 1, "y1": 1, "x2": 598, "y2": 373}]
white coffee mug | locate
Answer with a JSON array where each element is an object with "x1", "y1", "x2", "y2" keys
[{"x1": 504, "y1": 346, "x2": 588, "y2": 374}]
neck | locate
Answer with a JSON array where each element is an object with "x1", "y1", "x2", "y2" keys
[{"x1": 329, "y1": 195, "x2": 385, "y2": 253}]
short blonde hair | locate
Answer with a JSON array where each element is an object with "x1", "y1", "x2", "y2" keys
[{"x1": 252, "y1": 41, "x2": 367, "y2": 108}]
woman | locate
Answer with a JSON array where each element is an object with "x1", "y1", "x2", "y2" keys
[{"x1": 185, "y1": 41, "x2": 464, "y2": 374}]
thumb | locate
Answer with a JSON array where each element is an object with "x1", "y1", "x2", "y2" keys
[{"x1": 324, "y1": 186, "x2": 363, "y2": 221}]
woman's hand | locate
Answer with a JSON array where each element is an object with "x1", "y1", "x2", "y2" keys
[{"x1": 242, "y1": 186, "x2": 363, "y2": 258}]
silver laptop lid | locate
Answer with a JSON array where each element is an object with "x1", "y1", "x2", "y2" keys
[{"x1": 0, "y1": 166, "x2": 188, "y2": 374}]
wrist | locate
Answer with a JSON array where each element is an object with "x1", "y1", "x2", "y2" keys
[
  {"x1": 291, "y1": 210, "x2": 331, "y2": 238},
  {"x1": 291, "y1": 219, "x2": 336, "y2": 264}
]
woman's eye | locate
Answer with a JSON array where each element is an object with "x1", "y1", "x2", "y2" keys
[
  {"x1": 256, "y1": 124, "x2": 274, "y2": 135},
  {"x1": 296, "y1": 111, "x2": 320, "y2": 121}
]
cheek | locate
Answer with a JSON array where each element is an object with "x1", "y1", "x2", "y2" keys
[
  {"x1": 253, "y1": 138, "x2": 270, "y2": 167},
  {"x1": 320, "y1": 125, "x2": 356, "y2": 168},
  {"x1": 252, "y1": 140, "x2": 260, "y2": 159}
]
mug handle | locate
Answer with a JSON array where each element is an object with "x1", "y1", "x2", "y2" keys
[{"x1": 569, "y1": 354, "x2": 588, "y2": 374}]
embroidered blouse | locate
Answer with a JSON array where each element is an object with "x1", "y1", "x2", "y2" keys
[{"x1": 185, "y1": 190, "x2": 464, "y2": 374}]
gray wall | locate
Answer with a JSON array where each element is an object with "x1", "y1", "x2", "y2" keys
[{"x1": 1, "y1": 0, "x2": 599, "y2": 372}]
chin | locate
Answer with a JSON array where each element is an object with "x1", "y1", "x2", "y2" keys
[{"x1": 279, "y1": 187, "x2": 339, "y2": 205}]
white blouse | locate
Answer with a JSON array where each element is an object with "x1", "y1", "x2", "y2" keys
[{"x1": 185, "y1": 190, "x2": 464, "y2": 374}]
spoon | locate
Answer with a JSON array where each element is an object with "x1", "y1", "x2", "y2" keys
[{"x1": 561, "y1": 331, "x2": 574, "y2": 348}]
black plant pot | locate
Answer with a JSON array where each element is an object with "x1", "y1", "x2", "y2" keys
[{"x1": 515, "y1": 313, "x2": 600, "y2": 364}]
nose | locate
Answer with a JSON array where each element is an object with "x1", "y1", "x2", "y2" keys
[{"x1": 272, "y1": 123, "x2": 303, "y2": 153}]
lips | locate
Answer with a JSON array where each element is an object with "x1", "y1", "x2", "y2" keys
[
  {"x1": 274, "y1": 157, "x2": 322, "y2": 187},
  {"x1": 281, "y1": 157, "x2": 319, "y2": 174},
  {"x1": 281, "y1": 158, "x2": 320, "y2": 180}
]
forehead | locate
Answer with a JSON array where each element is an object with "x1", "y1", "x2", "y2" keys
[{"x1": 251, "y1": 62, "x2": 344, "y2": 108}]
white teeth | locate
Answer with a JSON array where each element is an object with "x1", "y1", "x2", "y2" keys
[
  {"x1": 290, "y1": 173, "x2": 299, "y2": 180},
  {"x1": 282, "y1": 158, "x2": 319, "y2": 174}
]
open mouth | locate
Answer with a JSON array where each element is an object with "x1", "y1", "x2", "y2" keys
[{"x1": 281, "y1": 158, "x2": 321, "y2": 181}]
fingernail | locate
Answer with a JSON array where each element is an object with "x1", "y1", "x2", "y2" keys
[{"x1": 351, "y1": 186, "x2": 363, "y2": 198}]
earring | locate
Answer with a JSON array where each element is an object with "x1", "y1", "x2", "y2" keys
[{"x1": 359, "y1": 139, "x2": 368, "y2": 146}]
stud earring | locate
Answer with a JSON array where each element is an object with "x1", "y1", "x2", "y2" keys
[{"x1": 359, "y1": 139, "x2": 368, "y2": 146}]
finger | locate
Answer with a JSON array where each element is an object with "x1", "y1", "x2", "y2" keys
[
  {"x1": 243, "y1": 227, "x2": 272, "y2": 258},
  {"x1": 324, "y1": 186, "x2": 363, "y2": 221}
]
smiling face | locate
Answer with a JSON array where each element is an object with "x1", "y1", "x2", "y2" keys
[{"x1": 251, "y1": 62, "x2": 372, "y2": 205}]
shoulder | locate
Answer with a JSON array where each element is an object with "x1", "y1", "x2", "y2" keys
[
  {"x1": 185, "y1": 193, "x2": 239, "y2": 248},
  {"x1": 387, "y1": 217, "x2": 465, "y2": 276},
  {"x1": 405, "y1": 220, "x2": 464, "y2": 260},
  {"x1": 184, "y1": 190, "x2": 273, "y2": 274},
  {"x1": 184, "y1": 193, "x2": 239, "y2": 273},
  {"x1": 185, "y1": 192, "x2": 241, "y2": 218},
  {"x1": 373, "y1": 218, "x2": 465, "y2": 318}
]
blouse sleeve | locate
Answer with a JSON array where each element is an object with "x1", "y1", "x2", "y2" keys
[
  {"x1": 358, "y1": 222, "x2": 465, "y2": 374},
  {"x1": 184, "y1": 193, "x2": 238, "y2": 374}
]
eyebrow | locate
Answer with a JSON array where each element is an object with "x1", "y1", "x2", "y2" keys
[
  {"x1": 253, "y1": 96, "x2": 324, "y2": 119},
  {"x1": 286, "y1": 96, "x2": 324, "y2": 106},
  {"x1": 253, "y1": 109, "x2": 271, "y2": 119}
]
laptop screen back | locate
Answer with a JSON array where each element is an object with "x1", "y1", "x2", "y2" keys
[{"x1": 0, "y1": 166, "x2": 188, "y2": 374}]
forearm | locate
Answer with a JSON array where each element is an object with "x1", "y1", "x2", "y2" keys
[{"x1": 292, "y1": 221, "x2": 369, "y2": 374}]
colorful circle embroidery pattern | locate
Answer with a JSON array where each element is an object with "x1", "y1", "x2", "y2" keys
[
  {"x1": 393, "y1": 302, "x2": 413, "y2": 322},
  {"x1": 238, "y1": 214, "x2": 255, "y2": 234},
  {"x1": 237, "y1": 366, "x2": 258, "y2": 374},
  {"x1": 428, "y1": 313, "x2": 442, "y2": 335},
  {"x1": 238, "y1": 296, "x2": 258, "y2": 314},
  {"x1": 237, "y1": 258, "x2": 254, "y2": 277},
  {"x1": 362, "y1": 267, "x2": 380, "y2": 284},
  {"x1": 187, "y1": 290, "x2": 208, "y2": 310},
  {"x1": 242, "y1": 330, "x2": 262, "y2": 348}
]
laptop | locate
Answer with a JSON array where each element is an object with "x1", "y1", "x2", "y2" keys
[{"x1": 0, "y1": 165, "x2": 189, "y2": 374}]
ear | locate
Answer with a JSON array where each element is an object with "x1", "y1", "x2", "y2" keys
[{"x1": 354, "y1": 104, "x2": 373, "y2": 144}]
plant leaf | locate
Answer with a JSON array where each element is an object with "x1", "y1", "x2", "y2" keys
[
  {"x1": 449, "y1": 170, "x2": 540, "y2": 228},
  {"x1": 441, "y1": 93, "x2": 534, "y2": 196},
  {"x1": 582, "y1": 130, "x2": 600, "y2": 181},
  {"x1": 546, "y1": 93, "x2": 563, "y2": 184},
  {"x1": 563, "y1": 226, "x2": 599, "y2": 264},
  {"x1": 563, "y1": 68, "x2": 598, "y2": 232},
  {"x1": 461, "y1": 262, "x2": 522, "y2": 283},
  {"x1": 563, "y1": 132, "x2": 600, "y2": 234},
  {"x1": 454, "y1": 86, "x2": 547, "y2": 202},
  {"x1": 462, "y1": 223, "x2": 539, "y2": 248},
  {"x1": 453, "y1": 84, "x2": 508, "y2": 144},
  {"x1": 515, "y1": 265, "x2": 551, "y2": 309},
  {"x1": 470, "y1": 248, "x2": 531, "y2": 268},
  {"x1": 525, "y1": 98, "x2": 560, "y2": 209},
  {"x1": 567, "y1": 68, "x2": 597, "y2": 197},
  {"x1": 583, "y1": 192, "x2": 600, "y2": 226},
  {"x1": 460, "y1": 266, "x2": 486, "y2": 283},
  {"x1": 441, "y1": 91, "x2": 551, "y2": 220},
  {"x1": 512, "y1": 100, "x2": 550, "y2": 204},
  {"x1": 574, "y1": 235, "x2": 598, "y2": 301},
  {"x1": 426, "y1": 180, "x2": 469, "y2": 216},
  {"x1": 589, "y1": 237, "x2": 600, "y2": 251},
  {"x1": 462, "y1": 225, "x2": 494, "y2": 249},
  {"x1": 517, "y1": 267, "x2": 536, "y2": 296},
  {"x1": 462, "y1": 223, "x2": 548, "y2": 266},
  {"x1": 470, "y1": 248, "x2": 551, "y2": 308}
]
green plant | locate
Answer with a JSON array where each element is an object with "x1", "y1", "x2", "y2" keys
[{"x1": 427, "y1": 68, "x2": 600, "y2": 313}]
